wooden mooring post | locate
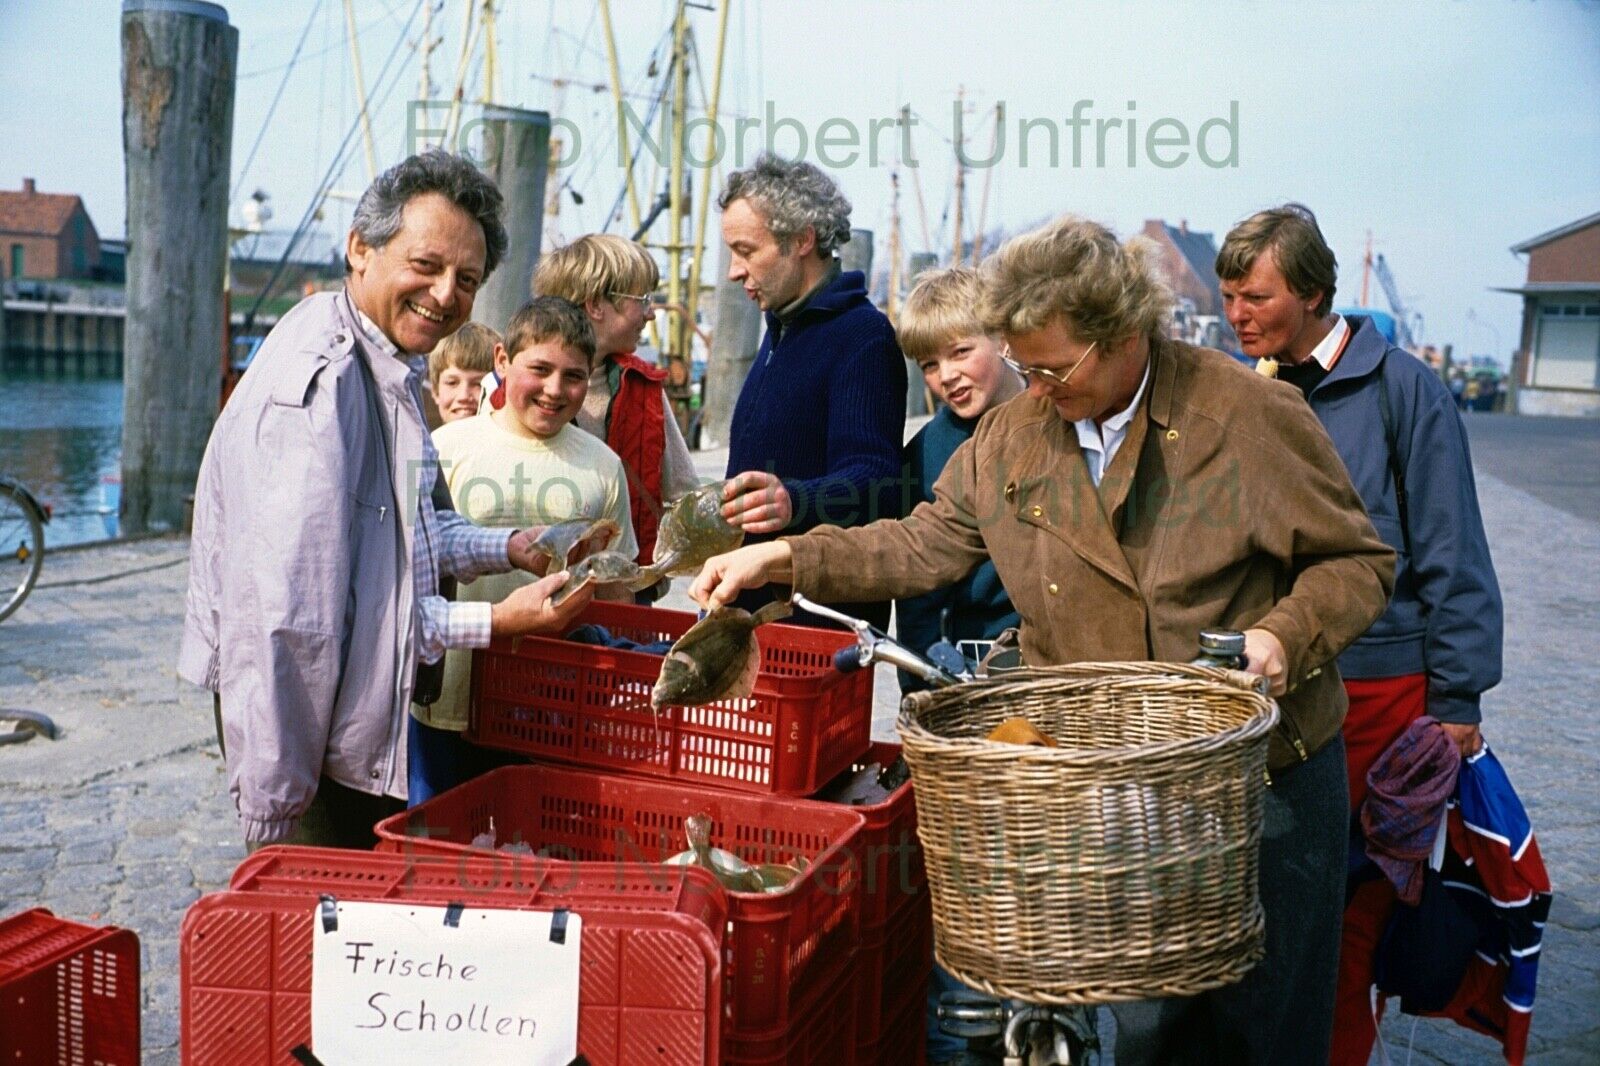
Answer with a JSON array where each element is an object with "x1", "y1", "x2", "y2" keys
[{"x1": 119, "y1": 0, "x2": 237, "y2": 534}]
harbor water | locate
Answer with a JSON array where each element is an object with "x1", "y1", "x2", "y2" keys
[{"x1": 0, "y1": 370, "x2": 123, "y2": 547}]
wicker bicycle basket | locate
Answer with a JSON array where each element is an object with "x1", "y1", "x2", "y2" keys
[{"x1": 897, "y1": 661, "x2": 1279, "y2": 1005}]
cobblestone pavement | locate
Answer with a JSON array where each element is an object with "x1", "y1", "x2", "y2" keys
[{"x1": 2, "y1": 439, "x2": 1597, "y2": 1063}]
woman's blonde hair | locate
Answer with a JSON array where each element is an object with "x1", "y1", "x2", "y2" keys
[
  {"x1": 532, "y1": 233, "x2": 660, "y2": 307},
  {"x1": 979, "y1": 215, "x2": 1171, "y2": 344},
  {"x1": 897, "y1": 268, "x2": 990, "y2": 363}
]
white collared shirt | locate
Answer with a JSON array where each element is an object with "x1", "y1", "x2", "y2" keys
[
  {"x1": 1303, "y1": 314, "x2": 1350, "y2": 370},
  {"x1": 1074, "y1": 359, "x2": 1153, "y2": 487}
]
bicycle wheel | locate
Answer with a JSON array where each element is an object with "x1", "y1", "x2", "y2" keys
[{"x1": 0, "y1": 481, "x2": 45, "y2": 623}]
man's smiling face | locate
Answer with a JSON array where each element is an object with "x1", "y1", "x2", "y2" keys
[{"x1": 346, "y1": 191, "x2": 487, "y2": 353}]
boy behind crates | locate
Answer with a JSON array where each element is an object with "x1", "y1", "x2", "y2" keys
[
  {"x1": 428, "y1": 320, "x2": 497, "y2": 424},
  {"x1": 530, "y1": 234, "x2": 700, "y2": 575},
  {"x1": 409, "y1": 297, "x2": 639, "y2": 804},
  {"x1": 895, "y1": 268, "x2": 1024, "y2": 1065}
]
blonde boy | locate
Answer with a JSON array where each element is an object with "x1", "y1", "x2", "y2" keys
[
  {"x1": 428, "y1": 320, "x2": 497, "y2": 423},
  {"x1": 531, "y1": 234, "x2": 698, "y2": 571},
  {"x1": 412, "y1": 297, "x2": 637, "y2": 801}
]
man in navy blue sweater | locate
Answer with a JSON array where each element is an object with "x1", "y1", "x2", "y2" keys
[
  {"x1": 716, "y1": 154, "x2": 908, "y2": 628},
  {"x1": 1217, "y1": 204, "x2": 1503, "y2": 1066}
]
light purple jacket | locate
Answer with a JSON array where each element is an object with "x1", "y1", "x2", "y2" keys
[{"x1": 178, "y1": 290, "x2": 508, "y2": 842}]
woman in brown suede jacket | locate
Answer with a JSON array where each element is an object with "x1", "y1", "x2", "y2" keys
[{"x1": 691, "y1": 215, "x2": 1395, "y2": 1066}]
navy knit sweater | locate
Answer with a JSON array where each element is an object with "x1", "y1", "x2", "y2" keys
[{"x1": 725, "y1": 268, "x2": 908, "y2": 628}]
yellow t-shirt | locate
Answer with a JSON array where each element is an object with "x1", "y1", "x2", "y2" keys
[{"x1": 415, "y1": 412, "x2": 638, "y2": 731}]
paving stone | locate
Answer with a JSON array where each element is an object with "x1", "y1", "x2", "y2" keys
[
  {"x1": 46, "y1": 862, "x2": 124, "y2": 892},
  {"x1": 1, "y1": 847, "x2": 57, "y2": 872},
  {"x1": 56, "y1": 840, "x2": 117, "y2": 866}
]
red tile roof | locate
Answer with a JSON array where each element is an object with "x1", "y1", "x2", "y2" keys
[{"x1": 0, "y1": 182, "x2": 84, "y2": 238}]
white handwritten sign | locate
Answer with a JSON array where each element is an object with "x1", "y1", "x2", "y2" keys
[{"x1": 310, "y1": 900, "x2": 581, "y2": 1065}]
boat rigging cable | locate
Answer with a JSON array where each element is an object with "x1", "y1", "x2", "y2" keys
[
  {"x1": 601, "y1": 26, "x2": 678, "y2": 236},
  {"x1": 232, "y1": 0, "x2": 325, "y2": 204}
]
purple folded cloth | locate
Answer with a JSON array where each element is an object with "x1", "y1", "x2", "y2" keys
[{"x1": 1361, "y1": 715, "x2": 1461, "y2": 904}]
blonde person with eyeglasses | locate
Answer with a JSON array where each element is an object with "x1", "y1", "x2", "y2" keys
[
  {"x1": 691, "y1": 214, "x2": 1396, "y2": 1066},
  {"x1": 522, "y1": 234, "x2": 698, "y2": 593}
]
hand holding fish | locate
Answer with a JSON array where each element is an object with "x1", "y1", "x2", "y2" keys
[
  {"x1": 689, "y1": 541, "x2": 794, "y2": 610},
  {"x1": 720, "y1": 471, "x2": 793, "y2": 534},
  {"x1": 490, "y1": 570, "x2": 595, "y2": 636},
  {"x1": 506, "y1": 526, "x2": 553, "y2": 575}
]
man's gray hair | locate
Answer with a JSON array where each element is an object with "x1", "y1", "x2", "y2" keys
[
  {"x1": 717, "y1": 153, "x2": 852, "y2": 257},
  {"x1": 350, "y1": 149, "x2": 508, "y2": 276}
]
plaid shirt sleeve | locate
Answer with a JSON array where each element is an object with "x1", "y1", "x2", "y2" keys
[{"x1": 411, "y1": 376, "x2": 514, "y2": 663}]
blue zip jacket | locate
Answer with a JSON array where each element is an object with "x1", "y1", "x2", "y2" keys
[
  {"x1": 725, "y1": 267, "x2": 908, "y2": 629},
  {"x1": 895, "y1": 406, "x2": 1019, "y2": 693},
  {"x1": 1304, "y1": 315, "x2": 1502, "y2": 723}
]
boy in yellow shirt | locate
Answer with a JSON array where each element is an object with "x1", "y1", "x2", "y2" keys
[{"x1": 410, "y1": 297, "x2": 637, "y2": 801}]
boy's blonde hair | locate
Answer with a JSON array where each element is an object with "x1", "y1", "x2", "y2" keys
[
  {"x1": 532, "y1": 233, "x2": 660, "y2": 306},
  {"x1": 503, "y1": 296, "x2": 598, "y2": 367},
  {"x1": 428, "y1": 321, "x2": 499, "y2": 387},
  {"x1": 897, "y1": 267, "x2": 990, "y2": 363}
]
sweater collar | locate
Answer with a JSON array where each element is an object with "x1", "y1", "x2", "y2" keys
[{"x1": 774, "y1": 259, "x2": 843, "y2": 324}]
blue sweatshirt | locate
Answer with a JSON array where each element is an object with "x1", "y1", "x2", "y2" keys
[
  {"x1": 725, "y1": 268, "x2": 908, "y2": 629},
  {"x1": 1301, "y1": 315, "x2": 1503, "y2": 724},
  {"x1": 895, "y1": 406, "x2": 1020, "y2": 693}
]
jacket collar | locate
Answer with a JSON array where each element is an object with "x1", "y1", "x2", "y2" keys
[
  {"x1": 1317, "y1": 314, "x2": 1389, "y2": 391},
  {"x1": 763, "y1": 266, "x2": 869, "y2": 335},
  {"x1": 1144, "y1": 333, "x2": 1176, "y2": 429}
]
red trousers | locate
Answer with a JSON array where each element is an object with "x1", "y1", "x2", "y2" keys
[{"x1": 1329, "y1": 673, "x2": 1428, "y2": 1066}]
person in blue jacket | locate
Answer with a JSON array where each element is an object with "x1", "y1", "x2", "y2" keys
[
  {"x1": 1217, "y1": 203, "x2": 1504, "y2": 1066},
  {"x1": 714, "y1": 153, "x2": 908, "y2": 629}
]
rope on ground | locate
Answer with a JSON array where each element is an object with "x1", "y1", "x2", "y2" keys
[{"x1": 34, "y1": 555, "x2": 188, "y2": 590}]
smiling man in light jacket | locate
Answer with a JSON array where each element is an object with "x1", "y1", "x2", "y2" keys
[{"x1": 178, "y1": 151, "x2": 594, "y2": 849}]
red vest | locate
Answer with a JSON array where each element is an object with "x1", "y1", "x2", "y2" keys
[{"x1": 607, "y1": 352, "x2": 669, "y2": 564}]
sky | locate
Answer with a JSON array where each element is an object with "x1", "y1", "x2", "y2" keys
[{"x1": 2, "y1": 0, "x2": 1598, "y2": 362}]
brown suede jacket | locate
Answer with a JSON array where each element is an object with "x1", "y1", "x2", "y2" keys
[{"x1": 788, "y1": 337, "x2": 1396, "y2": 771}]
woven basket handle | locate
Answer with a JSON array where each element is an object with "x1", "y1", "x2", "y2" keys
[{"x1": 1208, "y1": 667, "x2": 1270, "y2": 696}]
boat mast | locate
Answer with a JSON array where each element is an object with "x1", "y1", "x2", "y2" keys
[
  {"x1": 951, "y1": 86, "x2": 965, "y2": 266},
  {"x1": 342, "y1": 0, "x2": 379, "y2": 180}
]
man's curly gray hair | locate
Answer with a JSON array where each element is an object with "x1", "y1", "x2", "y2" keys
[
  {"x1": 350, "y1": 149, "x2": 508, "y2": 276},
  {"x1": 717, "y1": 153, "x2": 852, "y2": 257}
]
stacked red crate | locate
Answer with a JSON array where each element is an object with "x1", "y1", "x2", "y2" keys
[
  {"x1": 818, "y1": 741, "x2": 933, "y2": 1064},
  {"x1": 374, "y1": 764, "x2": 865, "y2": 1044},
  {"x1": 0, "y1": 908, "x2": 140, "y2": 1065},
  {"x1": 466, "y1": 601, "x2": 874, "y2": 795},
  {"x1": 180, "y1": 846, "x2": 728, "y2": 1065}
]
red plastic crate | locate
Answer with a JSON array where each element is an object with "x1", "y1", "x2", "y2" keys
[
  {"x1": 853, "y1": 888, "x2": 933, "y2": 1053},
  {"x1": 723, "y1": 957, "x2": 857, "y2": 1066},
  {"x1": 855, "y1": 969, "x2": 926, "y2": 1066},
  {"x1": 0, "y1": 908, "x2": 140, "y2": 1065},
  {"x1": 465, "y1": 600, "x2": 873, "y2": 794},
  {"x1": 185, "y1": 846, "x2": 727, "y2": 1066},
  {"x1": 819, "y1": 741, "x2": 927, "y2": 932},
  {"x1": 374, "y1": 764, "x2": 866, "y2": 1034}
]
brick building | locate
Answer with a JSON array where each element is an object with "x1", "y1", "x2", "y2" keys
[
  {"x1": 0, "y1": 178, "x2": 102, "y2": 281},
  {"x1": 1495, "y1": 210, "x2": 1600, "y2": 417},
  {"x1": 1141, "y1": 218, "x2": 1238, "y2": 352}
]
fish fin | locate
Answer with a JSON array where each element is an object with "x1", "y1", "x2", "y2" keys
[
  {"x1": 550, "y1": 571, "x2": 595, "y2": 608},
  {"x1": 750, "y1": 600, "x2": 793, "y2": 627},
  {"x1": 726, "y1": 631, "x2": 761, "y2": 702}
]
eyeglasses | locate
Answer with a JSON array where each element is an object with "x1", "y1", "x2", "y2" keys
[
  {"x1": 609, "y1": 291, "x2": 655, "y2": 311},
  {"x1": 1001, "y1": 339, "x2": 1098, "y2": 389}
]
